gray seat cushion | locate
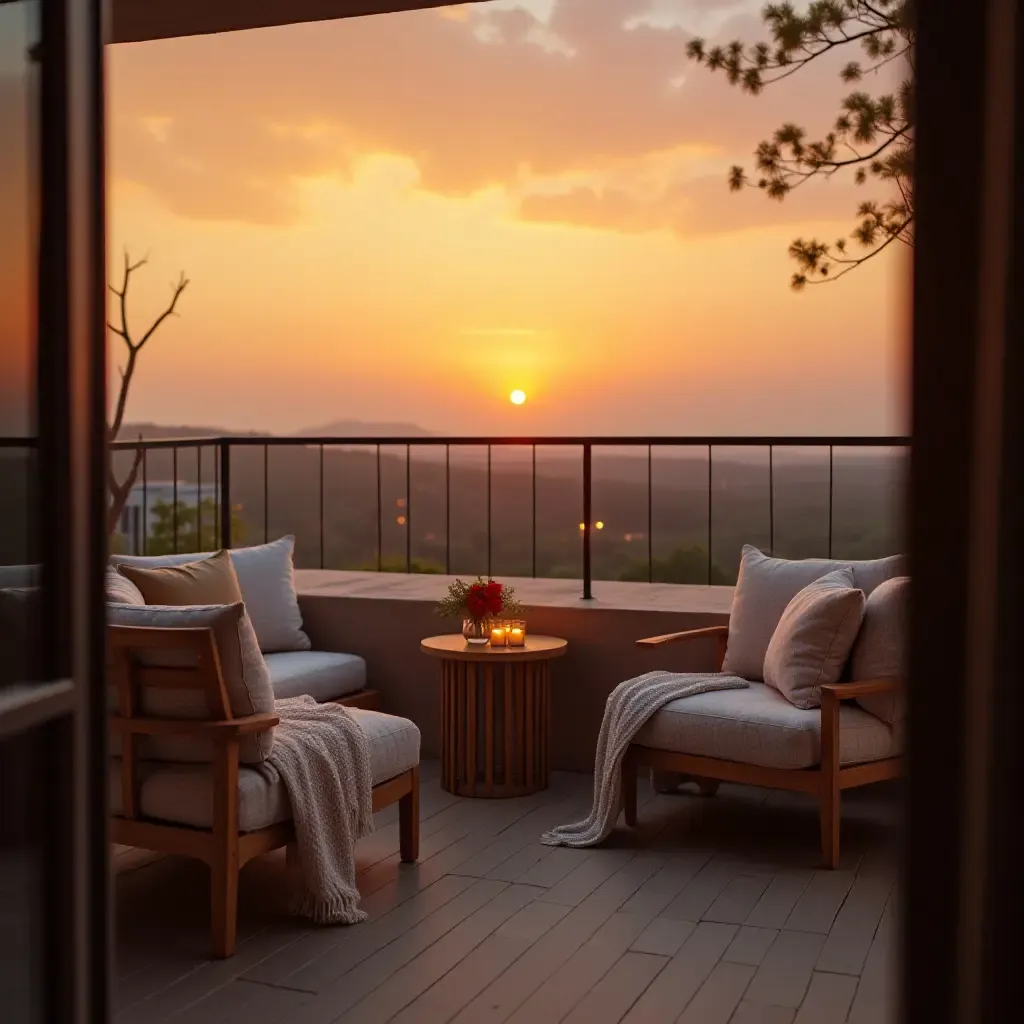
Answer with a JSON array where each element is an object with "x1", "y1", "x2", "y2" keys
[
  {"x1": 110, "y1": 708, "x2": 420, "y2": 832},
  {"x1": 633, "y1": 681, "x2": 901, "y2": 770},
  {"x1": 264, "y1": 650, "x2": 367, "y2": 702}
]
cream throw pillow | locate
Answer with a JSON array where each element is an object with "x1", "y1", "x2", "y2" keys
[
  {"x1": 722, "y1": 545, "x2": 905, "y2": 681},
  {"x1": 118, "y1": 549, "x2": 243, "y2": 607},
  {"x1": 763, "y1": 568, "x2": 866, "y2": 709},
  {"x1": 849, "y1": 575, "x2": 909, "y2": 723}
]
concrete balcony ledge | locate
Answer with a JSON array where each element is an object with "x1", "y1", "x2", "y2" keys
[
  {"x1": 294, "y1": 571, "x2": 734, "y2": 772},
  {"x1": 294, "y1": 569, "x2": 735, "y2": 614}
]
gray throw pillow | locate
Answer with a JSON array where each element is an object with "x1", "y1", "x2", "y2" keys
[
  {"x1": 763, "y1": 568, "x2": 866, "y2": 709},
  {"x1": 722, "y1": 545, "x2": 905, "y2": 681},
  {"x1": 849, "y1": 575, "x2": 909, "y2": 723}
]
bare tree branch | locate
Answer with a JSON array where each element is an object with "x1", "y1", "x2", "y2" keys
[{"x1": 106, "y1": 252, "x2": 189, "y2": 534}]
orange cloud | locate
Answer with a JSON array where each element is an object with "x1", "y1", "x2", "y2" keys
[{"x1": 108, "y1": 0, "x2": 876, "y2": 233}]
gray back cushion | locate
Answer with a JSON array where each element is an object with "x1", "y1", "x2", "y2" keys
[
  {"x1": 108, "y1": 602, "x2": 275, "y2": 764},
  {"x1": 722, "y1": 545, "x2": 905, "y2": 682},
  {"x1": 112, "y1": 536, "x2": 310, "y2": 653}
]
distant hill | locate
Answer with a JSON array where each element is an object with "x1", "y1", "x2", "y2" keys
[
  {"x1": 298, "y1": 419, "x2": 434, "y2": 439},
  {"x1": 117, "y1": 421, "x2": 435, "y2": 441}
]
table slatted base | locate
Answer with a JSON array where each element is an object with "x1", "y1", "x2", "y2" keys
[{"x1": 440, "y1": 660, "x2": 551, "y2": 797}]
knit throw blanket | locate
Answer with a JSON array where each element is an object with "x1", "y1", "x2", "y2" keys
[
  {"x1": 541, "y1": 671, "x2": 749, "y2": 849},
  {"x1": 257, "y1": 695, "x2": 374, "y2": 924}
]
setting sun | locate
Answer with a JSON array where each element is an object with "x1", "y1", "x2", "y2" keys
[{"x1": 510, "y1": 389, "x2": 527, "y2": 406}]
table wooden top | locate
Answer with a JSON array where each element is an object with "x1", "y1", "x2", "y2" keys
[{"x1": 420, "y1": 634, "x2": 568, "y2": 662}]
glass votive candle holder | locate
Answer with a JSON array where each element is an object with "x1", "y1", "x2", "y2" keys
[
  {"x1": 507, "y1": 620, "x2": 526, "y2": 647},
  {"x1": 489, "y1": 622, "x2": 508, "y2": 647}
]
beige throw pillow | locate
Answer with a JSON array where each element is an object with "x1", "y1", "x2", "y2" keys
[
  {"x1": 763, "y1": 568, "x2": 866, "y2": 709},
  {"x1": 105, "y1": 567, "x2": 145, "y2": 605},
  {"x1": 119, "y1": 549, "x2": 243, "y2": 607},
  {"x1": 849, "y1": 575, "x2": 909, "y2": 723},
  {"x1": 107, "y1": 602, "x2": 275, "y2": 764},
  {"x1": 722, "y1": 545, "x2": 905, "y2": 681}
]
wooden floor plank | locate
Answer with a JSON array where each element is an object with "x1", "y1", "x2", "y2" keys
[
  {"x1": 449, "y1": 893, "x2": 625, "y2": 1024},
  {"x1": 745, "y1": 871, "x2": 814, "y2": 930},
  {"x1": 631, "y1": 917, "x2": 696, "y2": 957},
  {"x1": 676, "y1": 960, "x2": 756, "y2": 1024},
  {"x1": 744, "y1": 930, "x2": 827, "y2": 1010},
  {"x1": 621, "y1": 921, "x2": 738, "y2": 1024},
  {"x1": 333, "y1": 883, "x2": 540, "y2": 1024},
  {"x1": 486, "y1": 844, "x2": 555, "y2": 882},
  {"x1": 390, "y1": 900, "x2": 572, "y2": 1024},
  {"x1": 704, "y1": 874, "x2": 774, "y2": 924},
  {"x1": 506, "y1": 909, "x2": 666, "y2": 1024},
  {"x1": 289, "y1": 879, "x2": 512, "y2": 1011},
  {"x1": 814, "y1": 869, "x2": 896, "y2": 976},
  {"x1": 783, "y1": 872, "x2": 856, "y2": 935},
  {"x1": 243, "y1": 873, "x2": 476, "y2": 988},
  {"x1": 792, "y1": 971, "x2": 858, "y2": 1024},
  {"x1": 562, "y1": 952, "x2": 670, "y2": 1024},
  {"x1": 538, "y1": 850, "x2": 638, "y2": 907},
  {"x1": 660, "y1": 860, "x2": 740, "y2": 922},
  {"x1": 722, "y1": 926, "x2": 779, "y2": 967},
  {"x1": 846, "y1": 895, "x2": 898, "y2": 1024},
  {"x1": 517, "y1": 846, "x2": 593, "y2": 888},
  {"x1": 730, "y1": 1001, "x2": 797, "y2": 1024}
]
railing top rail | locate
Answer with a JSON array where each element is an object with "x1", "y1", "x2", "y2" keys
[{"x1": 106, "y1": 434, "x2": 912, "y2": 451}]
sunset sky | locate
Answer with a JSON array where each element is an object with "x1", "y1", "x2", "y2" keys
[{"x1": 101, "y1": 0, "x2": 909, "y2": 437}]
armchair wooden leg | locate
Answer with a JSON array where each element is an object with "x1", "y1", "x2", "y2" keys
[
  {"x1": 399, "y1": 765, "x2": 420, "y2": 863},
  {"x1": 211, "y1": 738, "x2": 240, "y2": 958},
  {"x1": 820, "y1": 689, "x2": 841, "y2": 869},
  {"x1": 210, "y1": 852, "x2": 239, "y2": 958},
  {"x1": 621, "y1": 747, "x2": 638, "y2": 828}
]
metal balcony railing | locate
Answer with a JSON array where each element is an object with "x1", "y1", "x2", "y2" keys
[{"x1": 94, "y1": 435, "x2": 910, "y2": 599}]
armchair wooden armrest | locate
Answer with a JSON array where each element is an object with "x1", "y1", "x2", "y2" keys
[
  {"x1": 819, "y1": 678, "x2": 902, "y2": 702},
  {"x1": 635, "y1": 625, "x2": 729, "y2": 647},
  {"x1": 110, "y1": 711, "x2": 281, "y2": 738},
  {"x1": 636, "y1": 624, "x2": 729, "y2": 672}
]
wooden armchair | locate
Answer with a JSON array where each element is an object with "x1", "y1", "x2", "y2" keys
[
  {"x1": 622, "y1": 625, "x2": 902, "y2": 868},
  {"x1": 108, "y1": 625, "x2": 419, "y2": 957}
]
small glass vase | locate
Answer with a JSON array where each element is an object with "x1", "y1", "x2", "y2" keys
[{"x1": 462, "y1": 617, "x2": 491, "y2": 646}]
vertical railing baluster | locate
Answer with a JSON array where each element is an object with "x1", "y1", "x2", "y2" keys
[
  {"x1": 769, "y1": 444, "x2": 774, "y2": 556},
  {"x1": 828, "y1": 445, "x2": 834, "y2": 558},
  {"x1": 531, "y1": 444, "x2": 537, "y2": 579},
  {"x1": 487, "y1": 444, "x2": 492, "y2": 577},
  {"x1": 263, "y1": 443, "x2": 269, "y2": 544},
  {"x1": 196, "y1": 446, "x2": 202, "y2": 550},
  {"x1": 707, "y1": 444, "x2": 713, "y2": 586},
  {"x1": 320, "y1": 443, "x2": 325, "y2": 570},
  {"x1": 406, "y1": 443, "x2": 412, "y2": 574},
  {"x1": 445, "y1": 444, "x2": 451, "y2": 575},
  {"x1": 219, "y1": 440, "x2": 232, "y2": 551},
  {"x1": 214, "y1": 442, "x2": 220, "y2": 547},
  {"x1": 582, "y1": 443, "x2": 593, "y2": 600},
  {"x1": 141, "y1": 447, "x2": 148, "y2": 555},
  {"x1": 648, "y1": 444, "x2": 653, "y2": 584},
  {"x1": 172, "y1": 446, "x2": 179, "y2": 553},
  {"x1": 376, "y1": 444, "x2": 382, "y2": 573}
]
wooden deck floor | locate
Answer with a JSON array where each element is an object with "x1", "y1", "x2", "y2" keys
[{"x1": 113, "y1": 763, "x2": 900, "y2": 1024}]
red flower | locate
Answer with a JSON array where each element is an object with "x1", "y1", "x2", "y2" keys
[{"x1": 464, "y1": 580, "x2": 504, "y2": 621}]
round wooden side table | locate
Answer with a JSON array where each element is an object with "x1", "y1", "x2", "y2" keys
[{"x1": 421, "y1": 634, "x2": 568, "y2": 798}]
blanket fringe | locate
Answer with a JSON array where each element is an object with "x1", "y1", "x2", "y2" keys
[{"x1": 289, "y1": 888, "x2": 368, "y2": 926}]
